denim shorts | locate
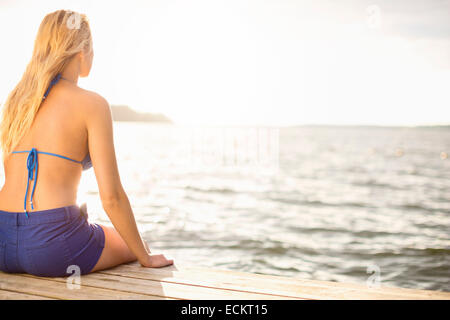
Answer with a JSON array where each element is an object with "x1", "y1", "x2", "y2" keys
[{"x1": 0, "y1": 204, "x2": 105, "y2": 277}]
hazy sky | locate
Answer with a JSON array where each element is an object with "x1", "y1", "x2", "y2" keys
[{"x1": 0, "y1": 0, "x2": 449, "y2": 126}]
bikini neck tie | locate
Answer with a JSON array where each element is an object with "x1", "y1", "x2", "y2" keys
[
  {"x1": 42, "y1": 73, "x2": 62, "y2": 100},
  {"x1": 24, "y1": 148, "x2": 39, "y2": 217}
]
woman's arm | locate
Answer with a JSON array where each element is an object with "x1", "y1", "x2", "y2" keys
[{"x1": 84, "y1": 92, "x2": 172, "y2": 267}]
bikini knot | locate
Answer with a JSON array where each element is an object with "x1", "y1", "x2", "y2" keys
[{"x1": 24, "y1": 148, "x2": 39, "y2": 216}]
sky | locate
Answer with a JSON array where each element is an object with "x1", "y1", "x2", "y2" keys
[{"x1": 0, "y1": 0, "x2": 449, "y2": 126}]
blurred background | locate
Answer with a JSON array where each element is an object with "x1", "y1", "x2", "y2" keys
[{"x1": 0, "y1": 0, "x2": 449, "y2": 291}]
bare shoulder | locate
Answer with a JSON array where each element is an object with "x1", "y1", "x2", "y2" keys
[
  {"x1": 76, "y1": 87, "x2": 110, "y2": 112},
  {"x1": 71, "y1": 87, "x2": 112, "y2": 124}
]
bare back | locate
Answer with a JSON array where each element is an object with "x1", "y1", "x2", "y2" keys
[{"x1": 0, "y1": 80, "x2": 92, "y2": 212}]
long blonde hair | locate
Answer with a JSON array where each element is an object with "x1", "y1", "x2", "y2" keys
[{"x1": 0, "y1": 9, "x2": 92, "y2": 159}]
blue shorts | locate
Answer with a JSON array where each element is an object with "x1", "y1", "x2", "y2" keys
[{"x1": 0, "y1": 204, "x2": 105, "y2": 277}]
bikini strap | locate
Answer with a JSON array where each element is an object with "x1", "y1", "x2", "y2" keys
[
  {"x1": 42, "y1": 73, "x2": 62, "y2": 100},
  {"x1": 34, "y1": 150, "x2": 82, "y2": 164},
  {"x1": 11, "y1": 148, "x2": 82, "y2": 216},
  {"x1": 11, "y1": 150, "x2": 82, "y2": 164}
]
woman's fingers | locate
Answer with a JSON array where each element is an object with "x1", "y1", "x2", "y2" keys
[
  {"x1": 150, "y1": 254, "x2": 173, "y2": 267},
  {"x1": 140, "y1": 253, "x2": 174, "y2": 268}
]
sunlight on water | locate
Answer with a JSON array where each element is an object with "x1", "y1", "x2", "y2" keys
[{"x1": 81, "y1": 123, "x2": 449, "y2": 291}]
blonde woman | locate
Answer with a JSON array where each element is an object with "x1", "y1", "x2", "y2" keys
[{"x1": 0, "y1": 9, "x2": 173, "y2": 277}]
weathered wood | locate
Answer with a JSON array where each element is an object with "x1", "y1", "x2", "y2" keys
[
  {"x1": 0, "y1": 289, "x2": 55, "y2": 300},
  {"x1": 170, "y1": 264, "x2": 450, "y2": 300},
  {"x1": 99, "y1": 263, "x2": 316, "y2": 299},
  {"x1": 1, "y1": 261, "x2": 449, "y2": 300},
  {"x1": 22, "y1": 272, "x2": 298, "y2": 300},
  {"x1": 98, "y1": 262, "x2": 450, "y2": 300},
  {"x1": 0, "y1": 272, "x2": 167, "y2": 300}
]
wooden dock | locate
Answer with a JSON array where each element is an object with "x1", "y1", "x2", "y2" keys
[{"x1": 0, "y1": 261, "x2": 449, "y2": 300}]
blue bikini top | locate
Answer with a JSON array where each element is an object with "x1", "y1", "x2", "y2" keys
[{"x1": 10, "y1": 73, "x2": 92, "y2": 216}]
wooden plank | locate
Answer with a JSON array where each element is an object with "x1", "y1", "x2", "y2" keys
[
  {"x1": 99, "y1": 263, "x2": 316, "y2": 299},
  {"x1": 176, "y1": 265, "x2": 450, "y2": 300},
  {"x1": 99, "y1": 262, "x2": 450, "y2": 300},
  {"x1": 2, "y1": 262, "x2": 449, "y2": 300},
  {"x1": 0, "y1": 289, "x2": 55, "y2": 300},
  {"x1": 22, "y1": 272, "x2": 300, "y2": 300},
  {"x1": 0, "y1": 272, "x2": 166, "y2": 300},
  {"x1": 179, "y1": 265, "x2": 450, "y2": 300}
]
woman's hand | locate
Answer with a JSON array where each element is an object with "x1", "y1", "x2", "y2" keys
[
  {"x1": 138, "y1": 239, "x2": 173, "y2": 268},
  {"x1": 139, "y1": 253, "x2": 174, "y2": 268}
]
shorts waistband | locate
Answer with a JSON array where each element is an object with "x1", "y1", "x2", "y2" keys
[{"x1": 0, "y1": 205, "x2": 81, "y2": 226}]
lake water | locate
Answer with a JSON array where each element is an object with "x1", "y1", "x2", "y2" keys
[{"x1": 3, "y1": 122, "x2": 449, "y2": 291}]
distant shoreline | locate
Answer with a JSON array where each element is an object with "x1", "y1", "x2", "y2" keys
[{"x1": 110, "y1": 105, "x2": 172, "y2": 123}]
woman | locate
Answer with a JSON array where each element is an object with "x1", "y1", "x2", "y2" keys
[{"x1": 0, "y1": 10, "x2": 173, "y2": 277}]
